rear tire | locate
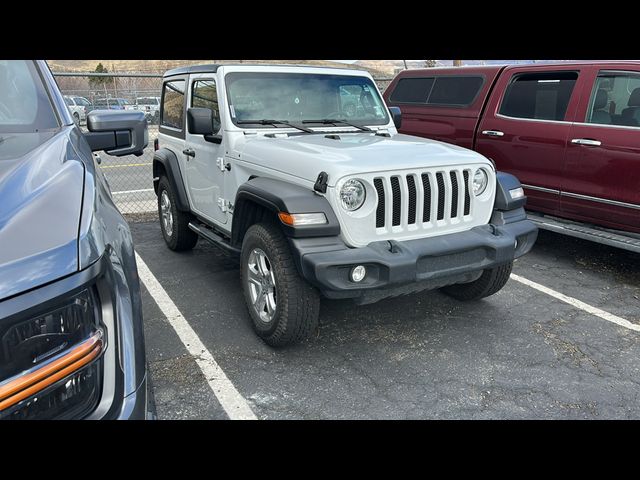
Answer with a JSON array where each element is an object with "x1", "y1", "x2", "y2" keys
[
  {"x1": 157, "y1": 176, "x2": 198, "y2": 251},
  {"x1": 441, "y1": 262, "x2": 513, "y2": 301},
  {"x1": 241, "y1": 222, "x2": 320, "y2": 347}
]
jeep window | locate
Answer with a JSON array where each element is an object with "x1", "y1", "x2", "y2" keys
[
  {"x1": 585, "y1": 71, "x2": 640, "y2": 127},
  {"x1": 0, "y1": 60, "x2": 58, "y2": 133},
  {"x1": 225, "y1": 72, "x2": 389, "y2": 127},
  {"x1": 499, "y1": 71, "x2": 578, "y2": 121},
  {"x1": 161, "y1": 80, "x2": 185, "y2": 129},
  {"x1": 191, "y1": 80, "x2": 221, "y2": 132}
]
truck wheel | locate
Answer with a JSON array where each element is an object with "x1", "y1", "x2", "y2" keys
[
  {"x1": 157, "y1": 176, "x2": 198, "y2": 251},
  {"x1": 441, "y1": 261, "x2": 513, "y2": 301},
  {"x1": 241, "y1": 222, "x2": 320, "y2": 347}
]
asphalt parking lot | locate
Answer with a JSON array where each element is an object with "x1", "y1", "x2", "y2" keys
[{"x1": 131, "y1": 218, "x2": 640, "y2": 419}]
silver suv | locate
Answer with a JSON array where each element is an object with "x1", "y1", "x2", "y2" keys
[{"x1": 153, "y1": 64, "x2": 538, "y2": 346}]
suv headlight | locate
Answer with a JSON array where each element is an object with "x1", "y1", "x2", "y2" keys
[
  {"x1": 473, "y1": 168, "x2": 489, "y2": 196},
  {"x1": 339, "y1": 179, "x2": 366, "y2": 211},
  {"x1": 0, "y1": 289, "x2": 104, "y2": 420}
]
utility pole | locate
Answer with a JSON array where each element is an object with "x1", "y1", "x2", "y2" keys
[{"x1": 403, "y1": 60, "x2": 408, "y2": 69}]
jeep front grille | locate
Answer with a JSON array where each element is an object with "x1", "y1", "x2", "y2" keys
[{"x1": 374, "y1": 168, "x2": 474, "y2": 231}]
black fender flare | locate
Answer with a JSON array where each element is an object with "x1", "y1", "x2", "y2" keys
[
  {"x1": 153, "y1": 148, "x2": 190, "y2": 212},
  {"x1": 232, "y1": 177, "x2": 340, "y2": 246}
]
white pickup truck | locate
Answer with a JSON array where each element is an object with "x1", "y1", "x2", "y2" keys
[{"x1": 152, "y1": 64, "x2": 538, "y2": 346}]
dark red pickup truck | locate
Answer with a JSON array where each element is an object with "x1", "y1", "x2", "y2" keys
[{"x1": 383, "y1": 62, "x2": 640, "y2": 252}]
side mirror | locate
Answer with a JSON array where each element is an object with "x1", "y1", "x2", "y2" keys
[
  {"x1": 388, "y1": 106, "x2": 402, "y2": 130},
  {"x1": 85, "y1": 110, "x2": 148, "y2": 156},
  {"x1": 187, "y1": 107, "x2": 214, "y2": 135}
]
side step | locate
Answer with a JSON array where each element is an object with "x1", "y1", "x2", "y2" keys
[
  {"x1": 528, "y1": 213, "x2": 640, "y2": 254},
  {"x1": 188, "y1": 222, "x2": 240, "y2": 256}
]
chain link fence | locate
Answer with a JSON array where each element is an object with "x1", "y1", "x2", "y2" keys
[{"x1": 53, "y1": 72, "x2": 395, "y2": 217}]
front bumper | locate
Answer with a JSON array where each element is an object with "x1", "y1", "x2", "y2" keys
[{"x1": 290, "y1": 215, "x2": 537, "y2": 304}]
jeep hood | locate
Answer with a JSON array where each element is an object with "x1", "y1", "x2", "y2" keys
[
  {"x1": 234, "y1": 132, "x2": 490, "y2": 185},
  {"x1": 0, "y1": 129, "x2": 85, "y2": 301}
]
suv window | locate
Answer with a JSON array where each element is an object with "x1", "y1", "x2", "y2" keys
[
  {"x1": 389, "y1": 76, "x2": 483, "y2": 106},
  {"x1": 0, "y1": 60, "x2": 58, "y2": 133},
  {"x1": 161, "y1": 80, "x2": 185, "y2": 129},
  {"x1": 65, "y1": 97, "x2": 74, "y2": 106},
  {"x1": 499, "y1": 71, "x2": 578, "y2": 121},
  {"x1": 191, "y1": 80, "x2": 221, "y2": 132},
  {"x1": 74, "y1": 97, "x2": 91, "y2": 107},
  {"x1": 586, "y1": 71, "x2": 640, "y2": 127}
]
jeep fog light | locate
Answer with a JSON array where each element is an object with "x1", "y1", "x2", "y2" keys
[
  {"x1": 350, "y1": 265, "x2": 366, "y2": 283},
  {"x1": 340, "y1": 179, "x2": 366, "y2": 211},
  {"x1": 473, "y1": 169, "x2": 489, "y2": 196},
  {"x1": 278, "y1": 212, "x2": 327, "y2": 226},
  {"x1": 509, "y1": 187, "x2": 525, "y2": 199}
]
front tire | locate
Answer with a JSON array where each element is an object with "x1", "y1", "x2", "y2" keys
[
  {"x1": 241, "y1": 222, "x2": 320, "y2": 347},
  {"x1": 441, "y1": 262, "x2": 513, "y2": 301},
  {"x1": 157, "y1": 176, "x2": 198, "y2": 251}
]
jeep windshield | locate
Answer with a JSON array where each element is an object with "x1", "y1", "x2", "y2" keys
[{"x1": 225, "y1": 72, "x2": 390, "y2": 129}]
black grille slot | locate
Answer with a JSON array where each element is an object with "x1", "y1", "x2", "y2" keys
[
  {"x1": 390, "y1": 176, "x2": 401, "y2": 226},
  {"x1": 450, "y1": 171, "x2": 459, "y2": 218},
  {"x1": 436, "y1": 172, "x2": 445, "y2": 220},
  {"x1": 374, "y1": 178, "x2": 385, "y2": 228},
  {"x1": 421, "y1": 173, "x2": 431, "y2": 222},
  {"x1": 463, "y1": 170, "x2": 471, "y2": 215},
  {"x1": 406, "y1": 175, "x2": 417, "y2": 224}
]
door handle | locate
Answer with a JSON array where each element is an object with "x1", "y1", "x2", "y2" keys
[
  {"x1": 571, "y1": 138, "x2": 602, "y2": 147},
  {"x1": 182, "y1": 148, "x2": 196, "y2": 157},
  {"x1": 481, "y1": 130, "x2": 504, "y2": 137}
]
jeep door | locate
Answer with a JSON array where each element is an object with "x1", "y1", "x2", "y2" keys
[
  {"x1": 183, "y1": 74, "x2": 227, "y2": 225},
  {"x1": 563, "y1": 65, "x2": 640, "y2": 233},
  {"x1": 475, "y1": 65, "x2": 586, "y2": 216}
]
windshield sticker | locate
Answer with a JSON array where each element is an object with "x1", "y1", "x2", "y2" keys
[
  {"x1": 363, "y1": 85, "x2": 370, "y2": 92},
  {"x1": 294, "y1": 97, "x2": 300, "y2": 104}
]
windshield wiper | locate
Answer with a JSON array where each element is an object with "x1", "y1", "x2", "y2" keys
[
  {"x1": 301, "y1": 119, "x2": 372, "y2": 132},
  {"x1": 237, "y1": 119, "x2": 313, "y2": 133}
]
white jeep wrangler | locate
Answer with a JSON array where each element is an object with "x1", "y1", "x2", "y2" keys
[{"x1": 153, "y1": 64, "x2": 538, "y2": 346}]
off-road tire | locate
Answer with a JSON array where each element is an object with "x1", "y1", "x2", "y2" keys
[
  {"x1": 241, "y1": 222, "x2": 320, "y2": 347},
  {"x1": 157, "y1": 176, "x2": 198, "y2": 251},
  {"x1": 441, "y1": 261, "x2": 513, "y2": 301}
]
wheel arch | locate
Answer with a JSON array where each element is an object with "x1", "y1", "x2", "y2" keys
[{"x1": 153, "y1": 148, "x2": 190, "y2": 212}]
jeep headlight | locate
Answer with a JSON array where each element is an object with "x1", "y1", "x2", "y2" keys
[
  {"x1": 473, "y1": 168, "x2": 489, "y2": 196},
  {"x1": 339, "y1": 179, "x2": 366, "y2": 211}
]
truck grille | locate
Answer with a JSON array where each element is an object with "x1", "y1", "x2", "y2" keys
[{"x1": 374, "y1": 168, "x2": 474, "y2": 231}]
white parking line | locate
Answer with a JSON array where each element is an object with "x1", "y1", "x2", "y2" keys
[
  {"x1": 135, "y1": 252, "x2": 258, "y2": 420},
  {"x1": 511, "y1": 273, "x2": 640, "y2": 332},
  {"x1": 113, "y1": 188, "x2": 155, "y2": 195}
]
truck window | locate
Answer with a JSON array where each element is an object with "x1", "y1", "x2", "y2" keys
[
  {"x1": 428, "y1": 76, "x2": 484, "y2": 106},
  {"x1": 499, "y1": 71, "x2": 578, "y2": 121},
  {"x1": 161, "y1": 80, "x2": 185, "y2": 129},
  {"x1": 389, "y1": 76, "x2": 483, "y2": 107},
  {"x1": 389, "y1": 77, "x2": 435, "y2": 103},
  {"x1": 585, "y1": 71, "x2": 640, "y2": 127},
  {"x1": 191, "y1": 79, "x2": 221, "y2": 132}
]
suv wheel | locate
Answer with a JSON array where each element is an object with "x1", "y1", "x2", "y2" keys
[
  {"x1": 157, "y1": 176, "x2": 198, "y2": 251},
  {"x1": 441, "y1": 261, "x2": 513, "y2": 301},
  {"x1": 241, "y1": 222, "x2": 320, "y2": 347}
]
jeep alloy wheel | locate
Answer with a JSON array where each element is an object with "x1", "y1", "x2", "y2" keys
[
  {"x1": 241, "y1": 223, "x2": 320, "y2": 347},
  {"x1": 157, "y1": 176, "x2": 198, "y2": 251},
  {"x1": 247, "y1": 248, "x2": 277, "y2": 322},
  {"x1": 160, "y1": 190, "x2": 173, "y2": 237}
]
